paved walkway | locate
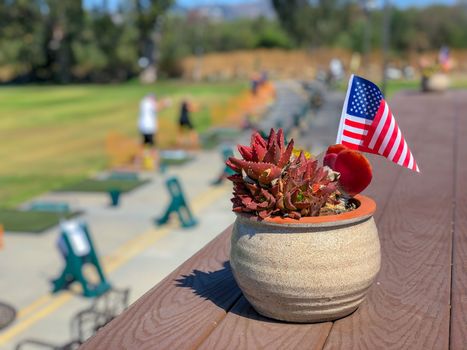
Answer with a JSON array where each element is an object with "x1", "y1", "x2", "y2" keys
[
  {"x1": 0, "y1": 81, "x2": 320, "y2": 349},
  {"x1": 0, "y1": 152, "x2": 237, "y2": 349}
]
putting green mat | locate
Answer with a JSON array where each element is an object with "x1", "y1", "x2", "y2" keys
[
  {"x1": 58, "y1": 179, "x2": 149, "y2": 193},
  {"x1": 0, "y1": 209, "x2": 81, "y2": 233}
]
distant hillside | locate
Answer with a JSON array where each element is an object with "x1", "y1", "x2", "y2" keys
[
  {"x1": 172, "y1": 0, "x2": 275, "y2": 20},
  {"x1": 181, "y1": 48, "x2": 467, "y2": 81}
]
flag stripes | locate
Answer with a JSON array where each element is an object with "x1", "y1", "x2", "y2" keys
[{"x1": 336, "y1": 74, "x2": 419, "y2": 172}]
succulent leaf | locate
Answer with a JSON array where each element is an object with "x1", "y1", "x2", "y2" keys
[
  {"x1": 251, "y1": 131, "x2": 266, "y2": 148},
  {"x1": 237, "y1": 145, "x2": 253, "y2": 161},
  {"x1": 267, "y1": 128, "x2": 276, "y2": 150},
  {"x1": 227, "y1": 174, "x2": 243, "y2": 183},
  {"x1": 276, "y1": 128, "x2": 285, "y2": 152},
  {"x1": 252, "y1": 142, "x2": 266, "y2": 162},
  {"x1": 278, "y1": 140, "x2": 294, "y2": 167},
  {"x1": 226, "y1": 158, "x2": 242, "y2": 173},
  {"x1": 284, "y1": 192, "x2": 297, "y2": 210},
  {"x1": 262, "y1": 139, "x2": 282, "y2": 165},
  {"x1": 258, "y1": 166, "x2": 282, "y2": 185}
]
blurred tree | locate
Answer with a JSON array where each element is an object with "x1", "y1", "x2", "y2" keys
[
  {"x1": 73, "y1": 7, "x2": 139, "y2": 81},
  {"x1": 37, "y1": 0, "x2": 84, "y2": 83},
  {"x1": 271, "y1": 0, "x2": 313, "y2": 45},
  {"x1": 1, "y1": 0, "x2": 467, "y2": 83},
  {"x1": 252, "y1": 16, "x2": 293, "y2": 49},
  {"x1": 0, "y1": 0, "x2": 45, "y2": 82},
  {"x1": 135, "y1": 0, "x2": 173, "y2": 80},
  {"x1": 271, "y1": 0, "x2": 356, "y2": 47},
  {"x1": 158, "y1": 15, "x2": 293, "y2": 78}
]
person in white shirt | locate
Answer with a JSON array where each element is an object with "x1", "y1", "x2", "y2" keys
[{"x1": 138, "y1": 93, "x2": 158, "y2": 146}]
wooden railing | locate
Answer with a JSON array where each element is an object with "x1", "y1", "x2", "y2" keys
[{"x1": 84, "y1": 91, "x2": 467, "y2": 349}]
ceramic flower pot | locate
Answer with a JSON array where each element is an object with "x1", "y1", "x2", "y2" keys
[
  {"x1": 426, "y1": 73, "x2": 450, "y2": 92},
  {"x1": 230, "y1": 195, "x2": 380, "y2": 323}
]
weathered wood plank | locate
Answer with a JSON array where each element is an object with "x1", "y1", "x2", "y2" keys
[
  {"x1": 82, "y1": 226, "x2": 241, "y2": 350},
  {"x1": 451, "y1": 91, "x2": 467, "y2": 349},
  {"x1": 198, "y1": 296, "x2": 332, "y2": 350},
  {"x1": 324, "y1": 92, "x2": 454, "y2": 349}
]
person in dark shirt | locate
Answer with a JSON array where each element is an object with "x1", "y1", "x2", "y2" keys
[{"x1": 178, "y1": 100, "x2": 194, "y2": 131}]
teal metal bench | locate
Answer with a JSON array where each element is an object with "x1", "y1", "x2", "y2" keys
[
  {"x1": 28, "y1": 202, "x2": 70, "y2": 214},
  {"x1": 107, "y1": 172, "x2": 139, "y2": 181},
  {"x1": 156, "y1": 177, "x2": 197, "y2": 228}
]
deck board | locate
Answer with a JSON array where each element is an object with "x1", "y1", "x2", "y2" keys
[
  {"x1": 451, "y1": 91, "x2": 467, "y2": 349},
  {"x1": 323, "y1": 93, "x2": 455, "y2": 350},
  {"x1": 82, "y1": 227, "x2": 241, "y2": 350},
  {"x1": 198, "y1": 297, "x2": 332, "y2": 350}
]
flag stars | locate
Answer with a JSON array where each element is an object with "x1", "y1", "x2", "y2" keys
[{"x1": 348, "y1": 77, "x2": 384, "y2": 118}]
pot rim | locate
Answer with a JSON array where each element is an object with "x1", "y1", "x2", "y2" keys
[{"x1": 235, "y1": 194, "x2": 376, "y2": 228}]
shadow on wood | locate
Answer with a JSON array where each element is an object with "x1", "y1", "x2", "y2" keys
[{"x1": 174, "y1": 261, "x2": 284, "y2": 324}]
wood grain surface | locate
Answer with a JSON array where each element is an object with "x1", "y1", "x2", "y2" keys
[
  {"x1": 451, "y1": 91, "x2": 467, "y2": 349},
  {"x1": 323, "y1": 93, "x2": 454, "y2": 350},
  {"x1": 82, "y1": 227, "x2": 242, "y2": 350},
  {"x1": 198, "y1": 296, "x2": 332, "y2": 350}
]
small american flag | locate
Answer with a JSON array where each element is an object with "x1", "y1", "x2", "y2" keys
[{"x1": 336, "y1": 75, "x2": 419, "y2": 172}]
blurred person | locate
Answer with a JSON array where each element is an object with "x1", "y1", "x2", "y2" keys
[
  {"x1": 327, "y1": 58, "x2": 344, "y2": 88},
  {"x1": 138, "y1": 93, "x2": 158, "y2": 147},
  {"x1": 259, "y1": 71, "x2": 269, "y2": 86},
  {"x1": 138, "y1": 93, "x2": 171, "y2": 147},
  {"x1": 250, "y1": 72, "x2": 260, "y2": 95},
  {"x1": 177, "y1": 99, "x2": 200, "y2": 149},
  {"x1": 178, "y1": 100, "x2": 194, "y2": 131},
  {"x1": 138, "y1": 93, "x2": 171, "y2": 170},
  {"x1": 329, "y1": 58, "x2": 344, "y2": 81}
]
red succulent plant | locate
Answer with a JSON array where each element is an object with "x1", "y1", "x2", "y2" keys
[
  {"x1": 226, "y1": 129, "x2": 294, "y2": 185},
  {"x1": 227, "y1": 129, "x2": 340, "y2": 219}
]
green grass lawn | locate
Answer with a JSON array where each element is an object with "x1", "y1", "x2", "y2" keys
[
  {"x1": 59, "y1": 178, "x2": 149, "y2": 193},
  {"x1": 384, "y1": 80, "x2": 420, "y2": 98},
  {"x1": 0, "y1": 80, "x2": 246, "y2": 207},
  {"x1": 0, "y1": 209, "x2": 81, "y2": 233}
]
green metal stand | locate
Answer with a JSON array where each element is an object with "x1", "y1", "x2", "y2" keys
[
  {"x1": 108, "y1": 189, "x2": 121, "y2": 207},
  {"x1": 156, "y1": 177, "x2": 197, "y2": 228},
  {"x1": 52, "y1": 222, "x2": 111, "y2": 298},
  {"x1": 212, "y1": 146, "x2": 236, "y2": 185}
]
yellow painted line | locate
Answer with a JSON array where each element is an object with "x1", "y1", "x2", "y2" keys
[
  {"x1": 0, "y1": 183, "x2": 231, "y2": 346},
  {"x1": 103, "y1": 184, "x2": 230, "y2": 273},
  {"x1": 191, "y1": 185, "x2": 229, "y2": 213},
  {"x1": 0, "y1": 293, "x2": 72, "y2": 345},
  {"x1": 104, "y1": 226, "x2": 173, "y2": 273},
  {"x1": 16, "y1": 294, "x2": 52, "y2": 319}
]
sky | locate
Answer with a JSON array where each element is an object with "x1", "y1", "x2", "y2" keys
[
  {"x1": 84, "y1": 0, "x2": 457, "y2": 11},
  {"x1": 176, "y1": 0, "x2": 456, "y2": 8}
]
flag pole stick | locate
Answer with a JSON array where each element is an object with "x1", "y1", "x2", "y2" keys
[{"x1": 381, "y1": 0, "x2": 390, "y2": 96}]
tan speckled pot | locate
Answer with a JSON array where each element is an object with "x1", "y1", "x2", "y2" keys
[{"x1": 230, "y1": 195, "x2": 380, "y2": 323}]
